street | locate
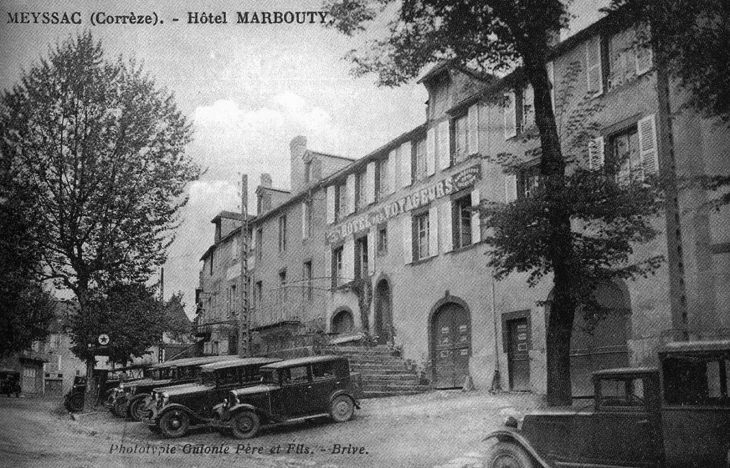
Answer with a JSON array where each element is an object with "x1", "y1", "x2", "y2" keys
[{"x1": 0, "y1": 390, "x2": 543, "y2": 468}]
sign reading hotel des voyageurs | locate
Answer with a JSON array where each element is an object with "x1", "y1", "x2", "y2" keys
[{"x1": 325, "y1": 164, "x2": 481, "y2": 244}]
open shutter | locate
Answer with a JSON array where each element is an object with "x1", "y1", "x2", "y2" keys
[
  {"x1": 504, "y1": 91, "x2": 517, "y2": 139},
  {"x1": 547, "y1": 61, "x2": 555, "y2": 110},
  {"x1": 366, "y1": 162, "x2": 376, "y2": 205},
  {"x1": 588, "y1": 136, "x2": 605, "y2": 170},
  {"x1": 635, "y1": 26, "x2": 653, "y2": 76},
  {"x1": 343, "y1": 239, "x2": 354, "y2": 283},
  {"x1": 401, "y1": 141, "x2": 412, "y2": 187},
  {"x1": 467, "y1": 104, "x2": 479, "y2": 155},
  {"x1": 586, "y1": 36, "x2": 603, "y2": 96},
  {"x1": 387, "y1": 150, "x2": 397, "y2": 194},
  {"x1": 346, "y1": 174, "x2": 356, "y2": 215},
  {"x1": 505, "y1": 174, "x2": 518, "y2": 203},
  {"x1": 438, "y1": 120, "x2": 451, "y2": 170},
  {"x1": 428, "y1": 205, "x2": 439, "y2": 258},
  {"x1": 426, "y1": 127, "x2": 436, "y2": 176},
  {"x1": 326, "y1": 185, "x2": 336, "y2": 224},
  {"x1": 638, "y1": 114, "x2": 658, "y2": 176},
  {"x1": 441, "y1": 201, "x2": 453, "y2": 253},
  {"x1": 403, "y1": 215, "x2": 413, "y2": 265},
  {"x1": 471, "y1": 189, "x2": 481, "y2": 244},
  {"x1": 367, "y1": 229, "x2": 376, "y2": 276}
]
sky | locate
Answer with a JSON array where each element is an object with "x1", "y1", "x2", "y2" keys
[{"x1": 0, "y1": 0, "x2": 609, "y2": 318}]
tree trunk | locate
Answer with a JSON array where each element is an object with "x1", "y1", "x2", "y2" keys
[{"x1": 83, "y1": 358, "x2": 98, "y2": 412}]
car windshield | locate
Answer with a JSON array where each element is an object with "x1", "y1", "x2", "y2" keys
[
  {"x1": 201, "y1": 371, "x2": 216, "y2": 386},
  {"x1": 261, "y1": 369, "x2": 278, "y2": 384}
]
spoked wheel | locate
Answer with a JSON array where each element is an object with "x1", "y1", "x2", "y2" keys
[
  {"x1": 129, "y1": 398, "x2": 148, "y2": 422},
  {"x1": 483, "y1": 442, "x2": 535, "y2": 468},
  {"x1": 231, "y1": 411, "x2": 260, "y2": 439},
  {"x1": 329, "y1": 395, "x2": 354, "y2": 423},
  {"x1": 159, "y1": 410, "x2": 190, "y2": 438}
]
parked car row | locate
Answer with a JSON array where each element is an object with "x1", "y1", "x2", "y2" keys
[
  {"x1": 104, "y1": 355, "x2": 360, "y2": 440},
  {"x1": 63, "y1": 364, "x2": 150, "y2": 412}
]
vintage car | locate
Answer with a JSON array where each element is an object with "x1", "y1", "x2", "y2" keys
[
  {"x1": 483, "y1": 340, "x2": 730, "y2": 468},
  {"x1": 143, "y1": 357, "x2": 280, "y2": 438},
  {"x1": 63, "y1": 364, "x2": 149, "y2": 412},
  {"x1": 0, "y1": 369, "x2": 21, "y2": 397},
  {"x1": 213, "y1": 355, "x2": 360, "y2": 439},
  {"x1": 111, "y1": 355, "x2": 237, "y2": 420}
]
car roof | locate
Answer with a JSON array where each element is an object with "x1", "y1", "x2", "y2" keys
[
  {"x1": 151, "y1": 355, "x2": 237, "y2": 369},
  {"x1": 659, "y1": 340, "x2": 730, "y2": 354},
  {"x1": 261, "y1": 355, "x2": 346, "y2": 369},
  {"x1": 592, "y1": 367, "x2": 658, "y2": 377},
  {"x1": 199, "y1": 357, "x2": 280, "y2": 371}
]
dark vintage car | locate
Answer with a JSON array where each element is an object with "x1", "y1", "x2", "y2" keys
[
  {"x1": 143, "y1": 357, "x2": 280, "y2": 438},
  {"x1": 213, "y1": 355, "x2": 361, "y2": 439},
  {"x1": 483, "y1": 340, "x2": 730, "y2": 468},
  {"x1": 112, "y1": 355, "x2": 238, "y2": 420},
  {"x1": 63, "y1": 364, "x2": 149, "y2": 412},
  {"x1": 0, "y1": 369, "x2": 21, "y2": 397}
]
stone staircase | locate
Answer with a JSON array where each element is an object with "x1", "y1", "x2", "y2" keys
[{"x1": 327, "y1": 345, "x2": 430, "y2": 399}]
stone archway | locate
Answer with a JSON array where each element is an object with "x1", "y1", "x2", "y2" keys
[
  {"x1": 331, "y1": 308, "x2": 355, "y2": 335},
  {"x1": 429, "y1": 297, "x2": 471, "y2": 389},
  {"x1": 374, "y1": 278, "x2": 393, "y2": 345}
]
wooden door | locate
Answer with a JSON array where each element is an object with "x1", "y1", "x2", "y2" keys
[
  {"x1": 433, "y1": 304, "x2": 470, "y2": 389},
  {"x1": 507, "y1": 318, "x2": 530, "y2": 391}
]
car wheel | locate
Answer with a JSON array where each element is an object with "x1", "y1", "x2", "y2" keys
[
  {"x1": 483, "y1": 442, "x2": 535, "y2": 468},
  {"x1": 159, "y1": 410, "x2": 190, "y2": 438},
  {"x1": 129, "y1": 398, "x2": 148, "y2": 422},
  {"x1": 114, "y1": 399, "x2": 128, "y2": 418},
  {"x1": 329, "y1": 395, "x2": 354, "y2": 423},
  {"x1": 148, "y1": 424, "x2": 162, "y2": 434},
  {"x1": 66, "y1": 393, "x2": 84, "y2": 412},
  {"x1": 231, "y1": 411, "x2": 260, "y2": 439}
]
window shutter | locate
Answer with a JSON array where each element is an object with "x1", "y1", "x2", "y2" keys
[
  {"x1": 505, "y1": 174, "x2": 518, "y2": 203},
  {"x1": 471, "y1": 189, "x2": 481, "y2": 244},
  {"x1": 366, "y1": 162, "x2": 376, "y2": 205},
  {"x1": 426, "y1": 127, "x2": 436, "y2": 176},
  {"x1": 346, "y1": 174, "x2": 356, "y2": 214},
  {"x1": 428, "y1": 205, "x2": 439, "y2": 257},
  {"x1": 503, "y1": 91, "x2": 517, "y2": 139},
  {"x1": 636, "y1": 45, "x2": 653, "y2": 76},
  {"x1": 586, "y1": 36, "x2": 603, "y2": 96},
  {"x1": 467, "y1": 104, "x2": 479, "y2": 155},
  {"x1": 547, "y1": 61, "x2": 555, "y2": 110},
  {"x1": 638, "y1": 114, "x2": 658, "y2": 175},
  {"x1": 588, "y1": 136, "x2": 605, "y2": 170},
  {"x1": 343, "y1": 239, "x2": 354, "y2": 283},
  {"x1": 325, "y1": 248, "x2": 332, "y2": 289},
  {"x1": 387, "y1": 150, "x2": 397, "y2": 194},
  {"x1": 403, "y1": 215, "x2": 413, "y2": 264},
  {"x1": 441, "y1": 201, "x2": 453, "y2": 253},
  {"x1": 438, "y1": 120, "x2": 451, "y2": 170},
  {"x1": 400, "y1": 141, "x2": 412, "y2": 187},
  {"x1": 326, "y1": 186, "x2": 336, "y2": 224},
  {"x1": 367, "y1": 229, "x2": 376, "y2": 276},
  {"x1": 301, "y1": 202, "x2": 307, "y2": 239}
]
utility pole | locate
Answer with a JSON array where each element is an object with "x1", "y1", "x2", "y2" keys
[{"x1": 238, "y1": 174, "x2": 251, "y2": 357}]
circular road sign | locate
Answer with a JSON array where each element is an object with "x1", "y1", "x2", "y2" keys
[{"x1": 98, "y1": 334, "x2": 110, "y2": 346}]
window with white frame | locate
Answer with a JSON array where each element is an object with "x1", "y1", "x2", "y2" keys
[
  {"x1": 452, "y1": 195, "x2": 472, "y2": 249},
  {"x1": 332, "y1": 246, "x2": 344, "y2": 288},
  {"x1": 607, "y1": 27, "x2": 653, "y2": 91},
  {"x1": 413, "y1": 212, "x2": 430, "y2": 261},
  {"x1": 355, "y1": 236, "x2": 369, "y2": 279},
  {"x1": 278, "y1": 215, "x2": 287, "y2": 252},
  {"x1": 518, "y1": 165, "x2": 541, "y2": 199},
  {"x1": 303, "y1": 261, "x2": 313, "y2": 301},
  {"x1": 377, "y1": 224, "x2": 388, "y2": 255},
  {"x1": 609, "y1": 127, "x2": 642, "y2": 184}
]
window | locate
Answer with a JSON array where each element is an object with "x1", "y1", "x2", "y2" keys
[
  {"x1": 231, "y1": 237, "x2": 239, "y2": 261},
  {"x1": 255, "y1": 228, "x2": 263, "y2": 262},
  {"x1": 302, "y1": 201, "x2": 312, "y2": 239},
  {"x1": 413, "y1": 138, "x2": 427, "y2": 181},
  {"x1": 607, "y1": 27, "x2": 653, "y2": 92},
  {"x1": 278, "y1": 216, "x2": 287, "y2": 252},
  {"x1": 377, "y1": 225, "x2": 388, "y2": 255},
  {"x1": 254, "y1": 281, "x2": 263, "y2": 311},
  {"x1": 312, "y1": 361, "x2": 335, "y2": 381},
  {"x1": 413, "y1": 212, "x2": 430, "y2": 261},
  {"x1": 517, "y1": 165, "x2": 541, "y2": 199},
  {"x1": 600, "y1": 377, "x2": 646, "y2": 408},
  {"x1": 336, "y1": 183, "x2": 348, "y2": 221},
  {"x1": 209, "y1": 251, "x2": 214, "y2": 275},
  {"x1": 504, "y1": 92, "x2": 517, "y2": 139},
  {"x1": 522, "y1": 85, "x2": 534, "y2": 132},
  {"x1": 228, "y1": 284, "x2": 237, "y2": 317},
  {"x1": 278, "y1": 269, "x2": 287, "y2": 304},
  {"x1": 356, "y1": 171, "x2": 367, "y2": 210},
  {"x1": 453, "y1": 195, "x2": 472, "y2": 249},
  {"x1": 332, "y1": 246, "x2": 343, "y2": 288},
  {"x1": 453, "y1": 115, "x2": 468, "y2": 164},
  {"x1": 609, "y1": 127, "x2": 641, "y2": 184},
  {"x1": 377, "y1": 159, "x2": 389, "y2": 199},
  {"x1": 283, "y1": 366, "x2": 309, "y2": 385},
  {"x1": 663, "y1": 356, "x2": 730, "y2": 406},
  {"x1": 355, "y1": 236, "x2": 369, "y2": 279},
  {"x1": 303, "y1": 261, "x2": 313, "y2": 301}
]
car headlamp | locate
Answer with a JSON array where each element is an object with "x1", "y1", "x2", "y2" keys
[{"x1": 161, "y1": 392, "x2": 169, "y2": 405}]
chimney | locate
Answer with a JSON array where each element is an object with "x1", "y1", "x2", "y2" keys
[
  {"x1": 257, "y1": 173, "x2": 273, "y2": 214},
  {"x1": 260, "y1": 173, "x2": 272, "y2": 188},
  {"x1": 290, "y1": 136, "x2": 308, "y2": 193}
]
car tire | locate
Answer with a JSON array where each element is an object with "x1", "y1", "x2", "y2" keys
[
  {"x1": 483, "y1": 442, "x2": 535, "y2": 468},
  {"x1": 66, "y1": 393, "x2": 84, "y2": 412},
  {"x1": 231, "y1": 411, "x2": 260, "y2": 439},
  {"x1": 114, "y1": 399, "x2": 128, "y2": 418},
  {"x1": 129, "y1": 397, "x2": 148, "y2": 422},
  {"x1": 159, "y1": 409, "x2": 190, "y2": 438},
  {"x1": 329, "y1": 395, "x2": 354, "y2": 423},
  {"x1": 148, "y1": 424, "x2": 162, "y2": 434}
]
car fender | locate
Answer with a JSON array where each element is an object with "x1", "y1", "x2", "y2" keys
[
  {"x1": 329, "y1": 389, "x2": 360, "y2": 410},
  {"x1": 228, "y1": 403, "x2": 278, "y2": 423},
  {"x1": 158, "y1": 403, "x2": 192, "y2": 419},
  {"x1": 483, "y1": 429, "x2": 553, "y2": 468}
]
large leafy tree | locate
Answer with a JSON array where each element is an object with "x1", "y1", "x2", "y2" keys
[
  {"x1": 326, "y1": 0, "x2": 664, "y2": 404},
  {"x1": 1, "y1": 32, "x2": 200, "y2": 409}
]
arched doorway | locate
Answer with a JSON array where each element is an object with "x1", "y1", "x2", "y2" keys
[
  {"x1": 374, "y1": 279, "x2": 393, "y2": 345},
  {"x1": 546, "y1": 281, "x2": 632, "y2": 397},
  {"x1": 331, "y1": 308, "x2": 354, "y2": 335},
  {"x1": 431, "y1": 300, "x2": 471, "y2": 389}
]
